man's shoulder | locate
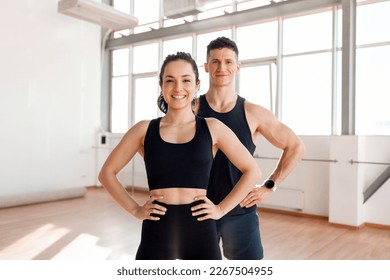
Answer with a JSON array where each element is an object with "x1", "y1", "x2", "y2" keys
[
  {"x1": 243, "y1": 98, "x2": 268, "y2": 113},
  {"x1": 243, "y1": 99, "x2": 278, "y2": 130}
]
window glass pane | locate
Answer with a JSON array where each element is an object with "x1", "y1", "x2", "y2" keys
[
  {"x1": 337, "y1": 9, "x2": 342, "y2": 49},
  {"x1": 336, "y1": 50, "x2": 342, "y2": 135},
  {"x1": 237, "y1": 0, "x2": 270, "y2": 11},
  {"x1": 236, "y1": 21, "x2": 278, "y2": 59},
  {"x1": 284, "y1": 11, "x2": 333, "y2": 55},
  {"x1": 239, "y1": 65, "x2": 274, "y2": 110},
  {"x1": 163, "y1": 37, "x2": 193, "y2": 59},
  {"x1": 133, "y1": 43, "x2": 159, "y2": 73},
  {"x1": 113, "y1": 0, "x2": 130, "y2": 13},
  {"x1": 197, "y1": 30, "x2": 232, "y2": 64},
  {"x1": 356, "y1": 1, "x2": 390, "y2": 45},
  {"x1": 198, "y1": 65, "x2": 209, "y2": 95},
  {"x1": 134, "y1": 0, "x2": 159, "y2": 25},
  {"x1": 112, "y1": 48, "x2": 129, "y2": 76},
  {"x1": 282, "y1": 53, "x2": 332, "y2": 135},
  {"x1": 203, "y1": 0, "x2": 232, "y2": 10},
  {"x1": 134, "y1": 77, "x2": 160, "y2": 124},
  {"x1": 111, "y1": 77, "x2": 129, "y2": 133},
  {"x1": 356, "y1": 46, "x2": 390, "y2": 135}
]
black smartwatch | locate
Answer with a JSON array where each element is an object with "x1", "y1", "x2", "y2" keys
[{"x1": 264, "y1": 179, "x2": 277, "y2": 191}]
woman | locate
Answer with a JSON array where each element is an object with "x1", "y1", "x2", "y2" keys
[{"x1": 98, "y1": 52, "x2": 261, "y2": 260}]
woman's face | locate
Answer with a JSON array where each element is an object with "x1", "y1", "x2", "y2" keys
[{"x1": 161, "y1": 60, "x2": 199, "y2": 112}]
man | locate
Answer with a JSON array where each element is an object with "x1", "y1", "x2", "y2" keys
[{"x1": 195, "y1": 37, "x2": 304, "y2": 260}]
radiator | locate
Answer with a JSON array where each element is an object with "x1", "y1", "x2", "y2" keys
[{"x1": 260, "y1": 188, "x2": 304, "y2": 210}]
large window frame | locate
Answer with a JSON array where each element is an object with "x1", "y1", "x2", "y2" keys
[{"x1": 106, "y1": 0, "x2": 390, "y2": 136}]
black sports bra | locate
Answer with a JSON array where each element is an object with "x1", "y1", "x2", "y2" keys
[{"x1": 143, "y1": 116, "x2": 213, "y2": 191}]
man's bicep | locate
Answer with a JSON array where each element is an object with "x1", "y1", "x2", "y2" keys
[{"x1": 259, "y1": 115, "x2": 296, "y2": 150}]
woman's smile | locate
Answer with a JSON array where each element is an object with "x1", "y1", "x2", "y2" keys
[{"x1": 172, "y1": 94, "x2": 186, "y2": 100}]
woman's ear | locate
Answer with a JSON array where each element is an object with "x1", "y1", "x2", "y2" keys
[{"x1": 195, "y1": 80, "x2": 201, "y2": 93}]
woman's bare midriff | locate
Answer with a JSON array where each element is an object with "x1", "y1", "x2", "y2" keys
[{"x1": 150, "y1": 188, "x2": 207, "y2": 205}]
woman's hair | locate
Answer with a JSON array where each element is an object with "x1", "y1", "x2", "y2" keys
[
  {"x1": 157, "y1": 52, "x2": 199, "y2": 114},
  {"x1": 206, "y1": 36, "x2": 239, "y2": 61}
]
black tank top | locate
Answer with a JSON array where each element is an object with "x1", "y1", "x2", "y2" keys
[
  {"x1": 144, "y1": 116, "x2": 213, "y2": 190},
  {"x1": 197, "y1": 94, "x2": 257, "y2": 215}
]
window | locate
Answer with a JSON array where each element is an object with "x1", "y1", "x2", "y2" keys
[
  {"x1": 356, "y1": 1, "x2": 390, "y2": 45},
  {"x1": 133, "y1": 0, "x2": 160, "y2": 34},
  {"x1": 133, "y1": 43, "x2": 159, "y2": 74},
  {"x1": 163, "y1": 37, "x2": 193, "y2": 59},
  {"x1": 112, "y1": 48, "x2": 129, "y2": 76},
  {"x1": 133, "y1": 77, "x2": 160, "y2": 124},
  {"x1": 113, "y1": 0, "x2": 130, "y2": 14},
  {"x1": 133, "y1": 0, "x2": 159, "y2": 25},
  {"x1": 239, "y1": 63, "x2": 276, "y2": 111},
  {"x1": 111, "y1": 76, "x2": 129, "y2": 133},
  {"x1": 237, "y1": 0, "x2": 271, "y2": 11},
  {"x1": 282, "y1": 11, "x2": 334, "y2": 135},
  {"x1": 355, "y1": 1, "x2": 390, "y2": 135},
  {"x1": 198, "y1": 65, "x2": 209, "y2": 96},
  {"x1": 236, "y1": 21, "x2": 278, "y2": 59},
  {"x1": 356, "y1": 46, "x2": 390, "y2": 135},
  {"x1": 107, "y1": 0, "x2": 390, "y2": 136},
  {"x1": 282, "y1": 53, "x2": 333, "y2": 135},
  {"x1": 111, "y1": 48, "x2": 130, "y2": 133},
  {"x1": 283, "y1": 11, "x2": 333, "y2": 55}
]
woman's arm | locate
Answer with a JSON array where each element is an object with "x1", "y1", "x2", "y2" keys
[
  {"x1": 192, "y1": 118, "x2": 262, "y2": 220},
  {"x1": 98, "y1": 120, "x2": 166, "y2": 220}
]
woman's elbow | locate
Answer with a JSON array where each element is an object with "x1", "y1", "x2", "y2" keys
[
  {"x1": 296, "y1": 139, "x2": 305, "y2": 160},
  {"x1": 248, "y1": 161, "x2": 262, "y2": 183},
  {"x1": 98, "y1": 170, "x2": 106, "y2": 186},
  {"x1": 254, "y1": 165, "x2": 262, "y2": 182},
  {"x1": 98, "y1": 167, "x2": 113, "y2": 186}
]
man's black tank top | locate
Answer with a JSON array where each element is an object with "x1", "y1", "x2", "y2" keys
[
  {"x1": 197, "y1": 94, "x2": 257, "y2": 216},
  {"x1": 144, "y1": 116, "x2": 213, "y2": 190}
]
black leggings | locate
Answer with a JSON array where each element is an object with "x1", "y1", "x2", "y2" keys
[{"x1": 136, "y1": 200, "x2": 222, "y2": 260}]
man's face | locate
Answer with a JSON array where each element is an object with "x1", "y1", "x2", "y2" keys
[{"x1": 204, "y1": 48, "x2": 240, "y2": 88}]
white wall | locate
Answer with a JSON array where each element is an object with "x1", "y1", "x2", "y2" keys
[{"x1": 0, "y1": 0, "x2": 101, "y2": 197}]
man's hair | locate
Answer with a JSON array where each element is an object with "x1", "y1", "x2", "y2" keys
[{"x1": 206, "y1": 36, "x2": 239, "y2": 61}]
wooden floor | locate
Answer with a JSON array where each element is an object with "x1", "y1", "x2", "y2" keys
[{"x1": 1, "y1": 187, "x2": 389, "y2": 260}]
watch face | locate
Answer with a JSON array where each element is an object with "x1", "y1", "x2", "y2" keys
[{"x1": 265, "y1": 180, "x2": 275, "y2": 189}]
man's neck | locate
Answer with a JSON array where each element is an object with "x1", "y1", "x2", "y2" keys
[{"x1": 205, "y1": 87, "x2": 237, "y2": 113}]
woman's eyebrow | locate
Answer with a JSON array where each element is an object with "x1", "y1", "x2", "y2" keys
[{"x1": 164, "y1": 74, "x2": 193, "y2": 79}]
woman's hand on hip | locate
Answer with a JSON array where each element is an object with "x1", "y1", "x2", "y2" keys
[
  {"x1": 191, "y1": 196, "x2": 224, "y2": 221},
  {"x1": 133, "y1": 195, "x2": 166, "y2": 221}
]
